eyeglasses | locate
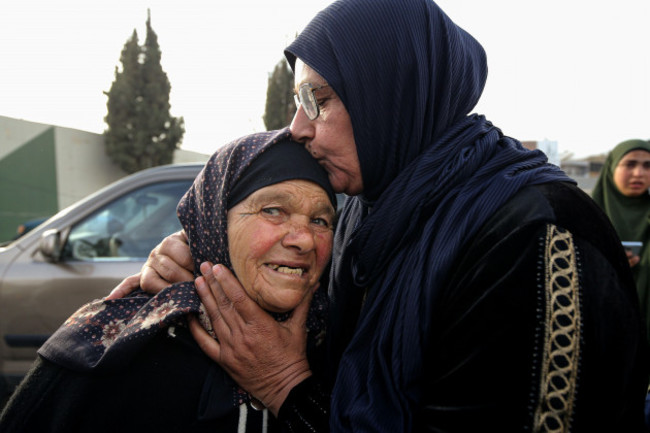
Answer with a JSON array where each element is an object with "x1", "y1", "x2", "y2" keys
[{"x1": 294, "y1": 83, "x2": 329, "y2": 120}]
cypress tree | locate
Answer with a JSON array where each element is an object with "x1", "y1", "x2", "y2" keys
[
  {"x1": 104, "y1": 10, "x2": 184, "y2": 173},
  {"x1": 263, "y1": 58, "x2": 296, "y2": 130}
]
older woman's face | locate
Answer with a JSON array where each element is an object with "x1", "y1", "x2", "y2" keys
[
  {"x1": 227, "y1": 179, "x2": 335, "y2": 313},
  {"x1": 613, "y1": 150, "x2": 650, "y2": 197},
  {"x1": 290, "y1": 59, "x2": 363, "y2": 196}
]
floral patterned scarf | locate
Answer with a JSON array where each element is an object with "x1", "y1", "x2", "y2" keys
[{"x1": 38, "y1": 128, "x2": 329, "y2": 410}]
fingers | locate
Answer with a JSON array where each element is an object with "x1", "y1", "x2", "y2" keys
[
  {"x1": 194, "y1": 271, "x2": 228, "y2": 335},
  {"x1": 197, "y1": 262, "x2": 226, "y2": 309},
  {"x1": 106, "y1": 273, "x2": 141, "y2": 300},
  {"x1": 188, "y1": 315, "x2": 221, "y2": 362},
  {"x1": 139, "y1": 231, "x2": 194, "y2": 295},
  {"x1": 196, "y1": 262, "x2": 277, "y2": 342},
  {"x1": 165, "y1": 230, "x2": 195, "y2": 273},
  {"x1": 108, "y1": 230, "x2": 195, "y2": 299},
  {"x1": 625, "y1": 250, "x2": 640, "y2": 267},
  {"x1": 140, "y1": 260, "x2": 191, "y2": 294},
  {"x1": 191, "y1": 261, "x2": 313, "y2": 417},
  {"x1": 287, "y1": 283, "x2": 317, "y2": 330},
  {"x1": 210, "y1": 264, "x2": 264, "y2": 321}
]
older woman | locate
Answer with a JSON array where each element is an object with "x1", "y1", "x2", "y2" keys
[
  {"x1": 0, "y1": 130, "x2": 336, "y2": 432},
  {"x1": 593, "y1": 139, "x2": 650, "y2": 341},
  {"x1": 117, "y1": 0, "x2": 648, "y2": 431}
]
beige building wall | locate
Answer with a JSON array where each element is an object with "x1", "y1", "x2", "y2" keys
[
  {"x1": 0, "y1": 116, "x2": 50, "y2": 157},
  {"x1": 54, "y1": 127, "x2": 126, "y2": 208},
  {"x1": 0, "y1": 115, "x2": 210, "y2": 209},
  {"x1": 0, "y1": 115, "x2": 210, "y2": 241},
  {"x1": 173, "y1": 148, "x2": 211, "y2": 164}
]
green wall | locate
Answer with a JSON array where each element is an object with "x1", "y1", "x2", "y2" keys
[{"x1": 0, "y1": 128, "x2": 58, "y2": 242}]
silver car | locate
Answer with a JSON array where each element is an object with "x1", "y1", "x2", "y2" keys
[{"x1": 0, "y1": 162, "x2": 203, "y2": 401}]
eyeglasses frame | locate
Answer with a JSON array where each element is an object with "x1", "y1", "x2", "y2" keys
[{"x1": 294, "y1": 83, "x2": 330, "y2": 121}]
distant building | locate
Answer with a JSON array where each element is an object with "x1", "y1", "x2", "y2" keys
[
  {"x1": 0, "y1": 115, "x2": 209, "y2": 242},
  {"x1": 561, "y1": 160, "x2": 589, "y2": 177},
  {"x1": 560, "y1": 154, "x2": 606, "y2": 195},
  {"x1": 521, "y1": 139, "x2": 560, "y2": 167},
  {"x1": 520, "y1": 139, "x2": 607, "y2": 194}
]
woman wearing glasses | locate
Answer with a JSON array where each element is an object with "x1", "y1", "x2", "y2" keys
[{"x1": 114, "y1": 0, "x2": 649, "y2": 431}]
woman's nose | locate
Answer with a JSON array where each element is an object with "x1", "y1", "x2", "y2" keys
[
  {"x1": 289, "y1": 106, "x2": 314, "y2": 144},
  {"x1": 281, "y1": 221, "x2": 315, "y2": 253},
  {"x1": 632, "y1": 165, "x2": 646, "y2": 176}
]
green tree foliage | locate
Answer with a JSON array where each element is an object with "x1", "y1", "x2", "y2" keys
[
  {"x1": 263, "y1": 58, "x2": 296, "y2": 131},
  {"x1": 104, "y1": 10, "x2": 184, "y2": 174}
]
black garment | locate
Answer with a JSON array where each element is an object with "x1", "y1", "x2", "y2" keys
[
  {"x1": 278, "y1": 182, "x2": 649, "y2": 432},
  {"x1": 8, "y1": 130, "x2": 330, "y2": 432},
  {"x1": 0, "y1": 325, "x2": 278, "y2": 432},
  {"x1": 288, "y1": 0, "x2": 574, "y2": 427}
]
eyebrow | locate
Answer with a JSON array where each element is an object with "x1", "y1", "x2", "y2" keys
[
  {"x1": 621, "y1": 159, "x2": 650, "y2": 164},
  {"x1": 248, "y1": 190, "x2": 335, "y2": 216},
  {"x1": 294, "y1": 81, "x2": 330, "y2": 94}
]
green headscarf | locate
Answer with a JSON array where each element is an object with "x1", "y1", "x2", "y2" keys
[{"x1": 592, "y1": 138, "x2": 650, "y2": 341}]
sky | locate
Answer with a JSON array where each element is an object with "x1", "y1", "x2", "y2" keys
[{"x1": 1, "y1": 0, "x2": 648, "y2": 160}]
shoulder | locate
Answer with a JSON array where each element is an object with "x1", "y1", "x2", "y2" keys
[
  {"x1": 425, "y1": 182, "x2": 647, "y2": 431},
  {"x1": 443, "y1": 181, "x2": 634, "y2": 314},
  {"x1": 471, "y1": 181, "x2": 624, "y2": 263},
  {"x1": 476, "y1": 181, "x2": 605, "y2": 235}
]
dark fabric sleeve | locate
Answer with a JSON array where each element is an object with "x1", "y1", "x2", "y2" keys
[
  {"x1": 0, "y1": 327, "x2": 247, "y2": 433},
  {"x1": 277, "y1": 376, "x2": 330, "y2": 433},
  {"x1": 417, "y1": 221, "x2": 545, "y2": 431},
  {"x1": 0, "y1": 356, "x2": 89, "y2": 432},
  {"x1": 417, "y1": 184, "x2": 649, "y2": 432}
]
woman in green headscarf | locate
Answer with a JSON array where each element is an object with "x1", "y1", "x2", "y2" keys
[{"x1": 593, "y1": 139, "x2": 650, "y2": 341}]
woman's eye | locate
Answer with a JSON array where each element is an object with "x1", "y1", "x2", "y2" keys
[
  {"x1": 312, "y1": 217, "x2": 331, "y2": 228},
  {"x1": 316, "y1": 97, "x2": 328, "y2": 108},
  {"x1": 261, "y1": 207, "x2": 282, "y2": 217}
]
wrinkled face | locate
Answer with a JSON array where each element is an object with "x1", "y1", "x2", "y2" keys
[
  {"x1": 613, "y1": 150, "x2": 650, "y2": 197},
  {"x1": 227, "y1": 179, "x2": 335, "y2": 312},
  {"x1": 290, "y1": 59, "x2": 363, "y2": 195}
]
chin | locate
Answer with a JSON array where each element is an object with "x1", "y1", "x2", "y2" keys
[
  {"x1": 626, "y1": 189, "x2": 647, "y2": 197},
  {"x1": 259, "y1": 294, "x2": 306, "y2": 313}
]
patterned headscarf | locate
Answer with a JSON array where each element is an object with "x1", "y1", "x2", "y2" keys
[
  {"x1": 286, "y1": 0, "x2": 574, "y2": 430},
  {"x1": 39, "y1": 129, "x2": 331, "y2": 409}
]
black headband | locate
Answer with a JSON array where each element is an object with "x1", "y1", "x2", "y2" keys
[{"x1": 228, "y1": 140, "x2": 336, "y2": 209}]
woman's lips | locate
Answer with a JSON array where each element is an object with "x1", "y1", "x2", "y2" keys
[{"x1": 265, "y1": 263, "x2": 306, "y2": 276}]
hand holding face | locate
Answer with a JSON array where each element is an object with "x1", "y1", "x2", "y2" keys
[{"x1": 189, "y1": 262, "x2": 313, "y2": 416}]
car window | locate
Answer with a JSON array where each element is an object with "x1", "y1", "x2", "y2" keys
[{"x1": 62, "y1": 180, "x2": 192, "y2": 261}]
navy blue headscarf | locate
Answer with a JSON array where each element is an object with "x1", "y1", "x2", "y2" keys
[{"x1": 286, "y1": 0, "x2": 574, "y2": 431}]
